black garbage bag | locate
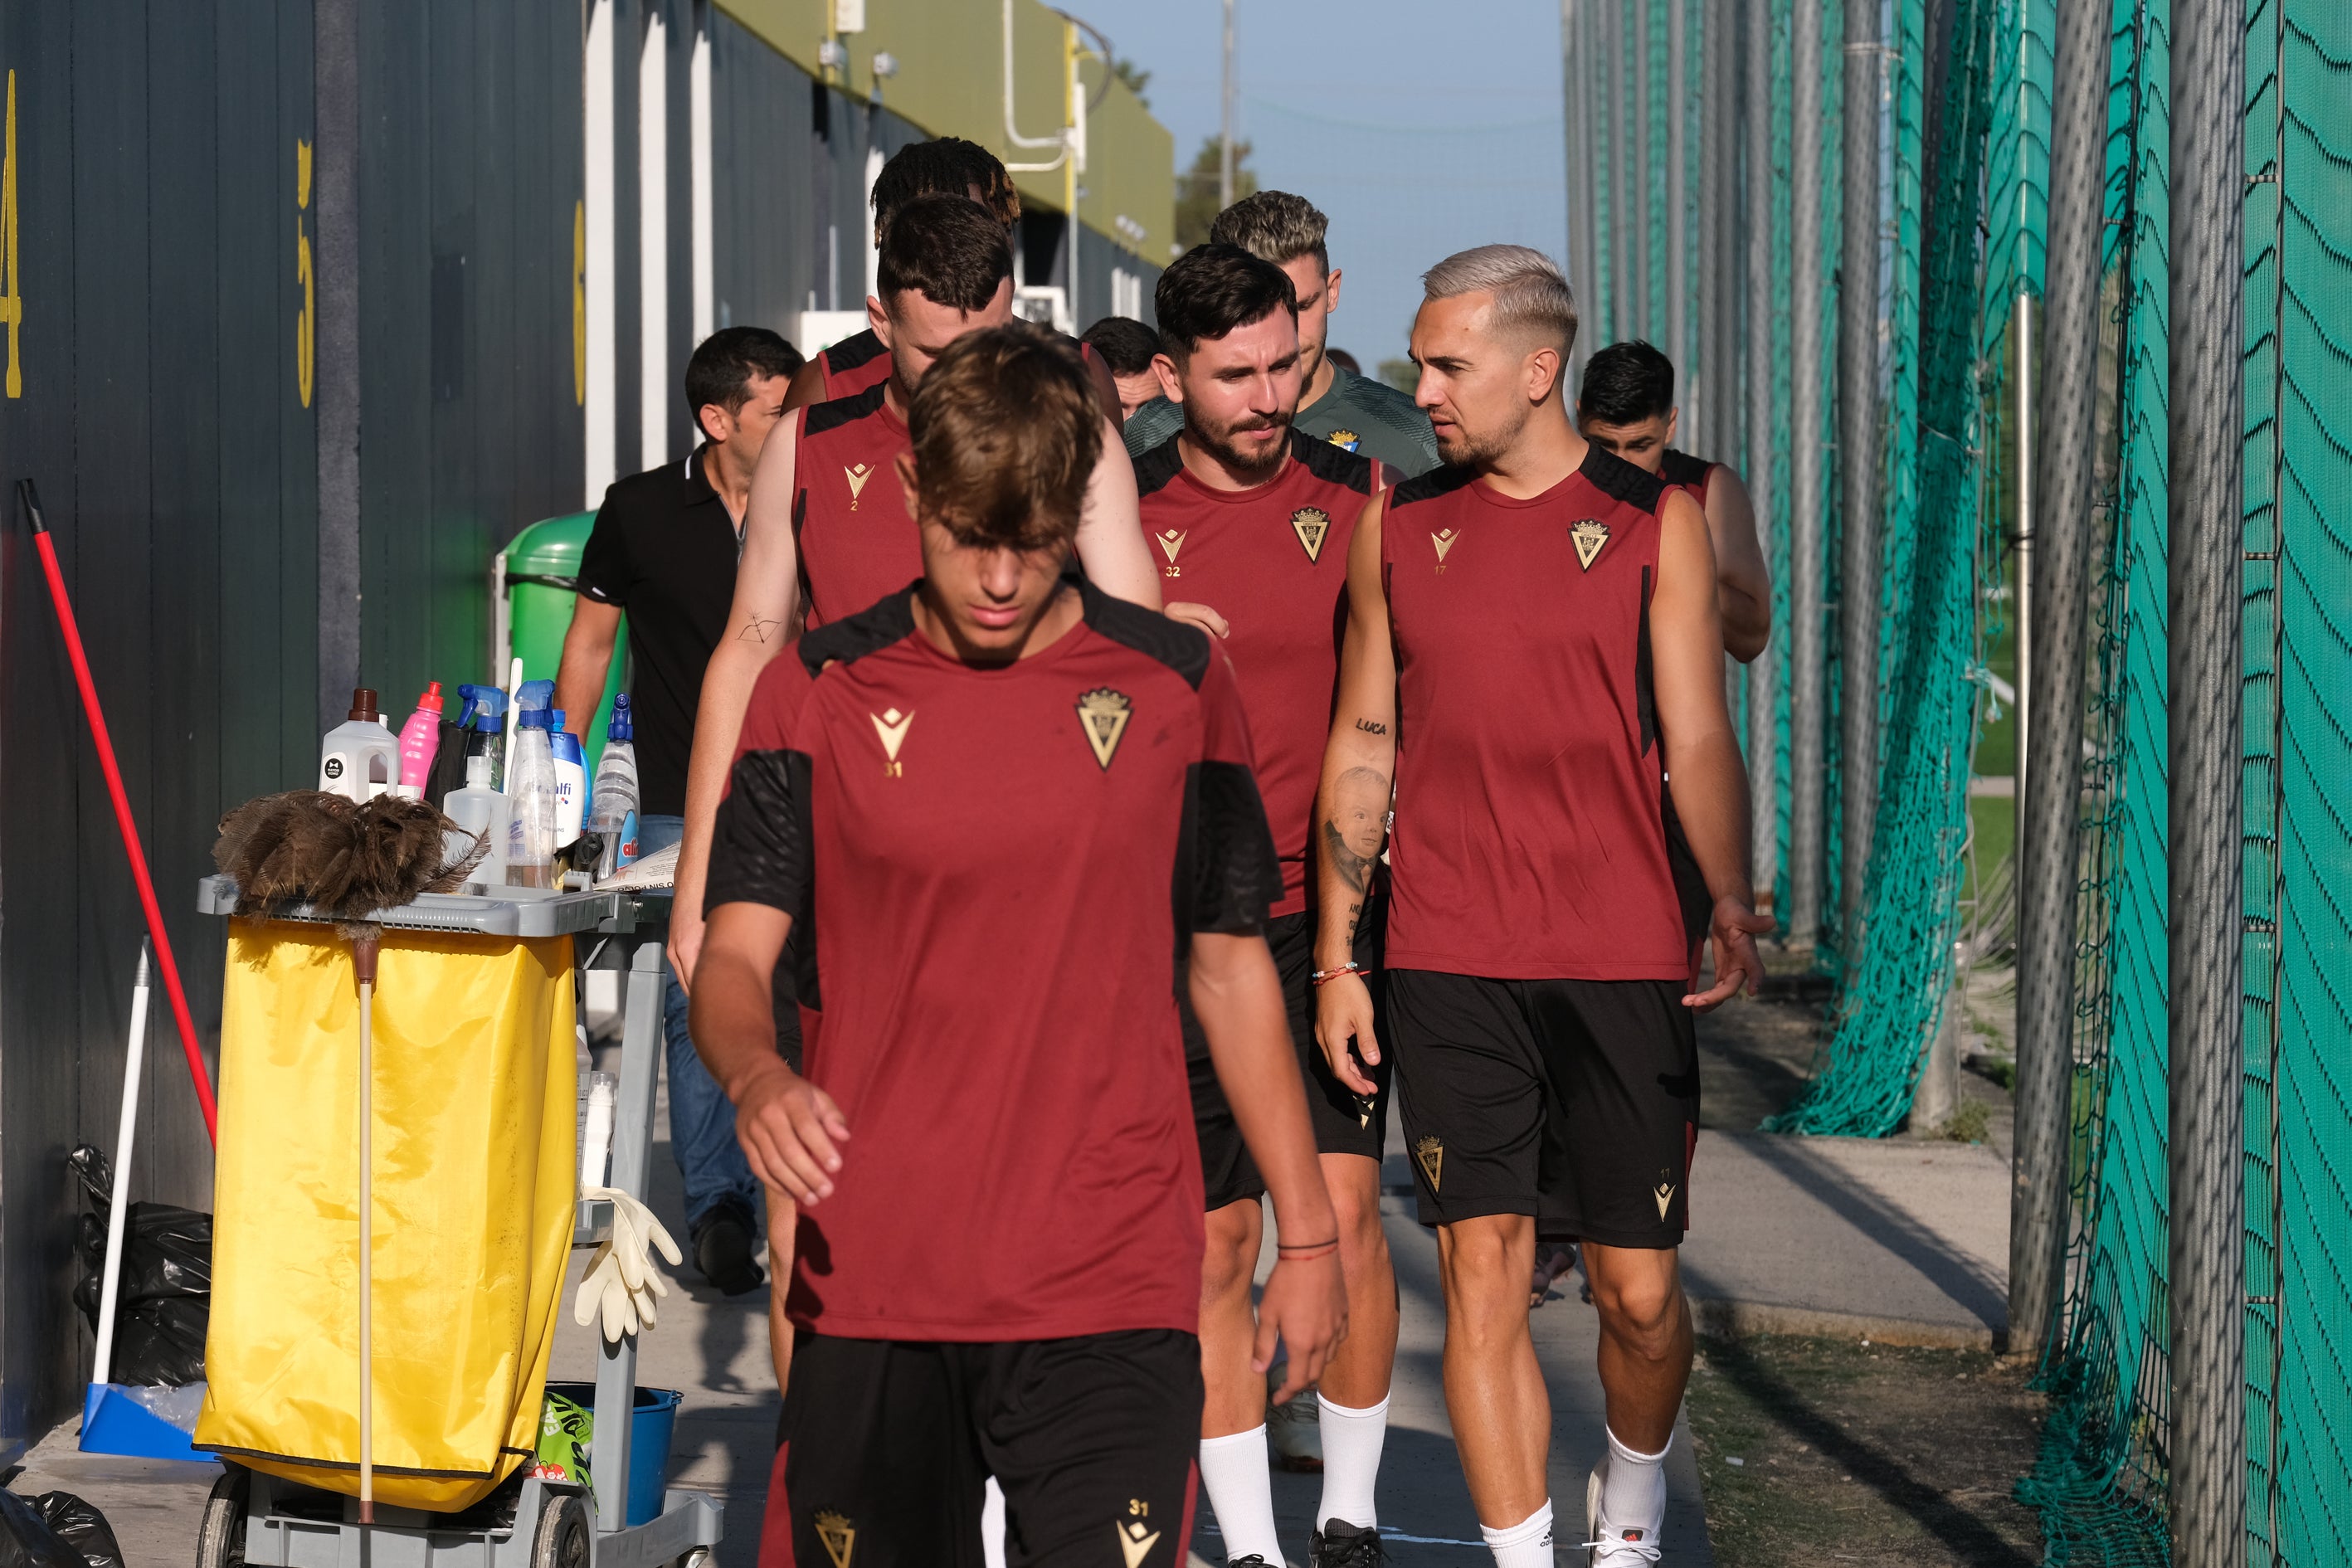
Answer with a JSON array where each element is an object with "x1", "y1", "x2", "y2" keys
[
  {"x1": 66, "y1": 1145, "x2": 210, "y2": 1387},
  {"x1": 28, "y1": 1495, "x2": 122, "y2": 1568},
  {"x1": 0, "y1": 1493, "x2": 82, "y2": 1568}
]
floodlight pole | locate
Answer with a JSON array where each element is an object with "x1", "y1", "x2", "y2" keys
[
  {"x1": 2167, "y1": 0, "x2": 2247, "y2": 1551},
  {"x1": 1219, "y1": 0, "x2": 1235, "y2": 210},
  {"x1": 2009, "y1": 0, "x2": 2106, "y2": 1364}
]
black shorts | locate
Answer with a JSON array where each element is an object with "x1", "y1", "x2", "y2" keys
[
  {"x1": 780, "y1": 1329, "x2": 1202, "y2": 1568},
  {"x1": 1386, "y1": 969, "x2": 1698, "y2": 1249},
  {"x1": 1181, "y1": 894, "x2": 1391, "y2": 1211}
]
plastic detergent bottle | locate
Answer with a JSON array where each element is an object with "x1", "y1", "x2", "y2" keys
[
  {"x1": 319, "y1": 689, "x2": 398, "y2": 802},
  {"x1": 504, "y1": 709, "x2": 559, "y2": 889},
  {"x1": 441, "y1": 753, "x2": 512, "y2": 886},
  {"x1": 586, "y1": 696, "x2": 640, "y2": 879},
  {"x1": 396, "y1": 681, "x2": 444, "y2": 793},
  {"x1": 549, "y1": 710, "x2": 587, "y2": 847},
  {"x1": 463, "y1": 687, "x2": 509, "y2": 791}
]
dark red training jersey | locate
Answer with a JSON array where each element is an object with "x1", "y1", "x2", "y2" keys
[
  {"x1": 1134, "y1": 429, "x2": 1384, "y2": 916},
  {"x1": 1381, "y1": 446, "x2": 1688, "y2": 981},
  {"x1": 792, "y1": 384, "x2": 916, "y2": 631},
  {"x1": 1659, "y1": 447, "x2": 1717, "y2": 505},
  {"x1": 816, "y1": 329, "x2": 893, "y2": 402},
  {"x1": 706, "y1": 582, "x2": 1281, "y2": 1342}
]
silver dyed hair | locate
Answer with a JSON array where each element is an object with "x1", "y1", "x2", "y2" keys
[{"x1": 1420, "y1": 245, "x2": 1579, "y2": 355}]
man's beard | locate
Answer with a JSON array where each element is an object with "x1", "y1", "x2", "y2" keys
[
  {"x1": 1191, "y1": 411, "x2": 1294, "y2": 477},
  {"x1": 1433, "y1": 401, "x2": 1529, "y2": 470}
]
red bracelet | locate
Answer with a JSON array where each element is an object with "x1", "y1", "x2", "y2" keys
[
  {"x1": 1276, "y1": 1242, "x2": 1338, "y2": 1263},
  {"x1": 1312, "y1": 962, "x2": 1368, "y2": 987}
]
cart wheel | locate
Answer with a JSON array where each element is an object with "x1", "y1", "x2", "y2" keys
[
  {"x1": 195, "y1": 1467, "x2": 251, "y2": 1568},
  {"x1": 530, "y1": 1492, "x2": 592, "y2": 1568}
]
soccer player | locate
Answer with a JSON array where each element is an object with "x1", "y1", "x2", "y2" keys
[
  {"x1": 669, "y1": 193, "x2": 1161, "y2": 995},
  {"x1": 1575, "y1": 339, "x2": 1771, "y2": 662},
  {"x1": 1313, "y1": 248, "x2": 1770, "y2": 1568},
  {"x1": 690, "y1": 322, "x2": 1348, "y2": 1566},
  {"x1": 1135, "y1": 245, "x2": 1395, "y2": 1568},
  {"x1": 1082, "y1": 314, "x2": 1168, "y2": 424},
  {"x1": 786, "y1": 135, "x2": 1123, "y2": 421},
  {"x1": 1125, "y1": 192, "x2": 1439, "y2": 479}
]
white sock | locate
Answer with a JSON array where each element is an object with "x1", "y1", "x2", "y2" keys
[
  {"x1": 1315, "y1": 1392, "x2": 1388, "y2": 1530},
  {"x1": 1601, "y1": 1428, "x2": 1670, "y2": 1535},
  {"x1": 1479, "y1": 1500, "x2": 1554, "y2": 1568},
  {"x1": 1198, "y1": 1426, "x2": 1283, "y2": 1565},
  {"x1": 981, "y1": 1476, "x2": 1006, "y2": 1568}
]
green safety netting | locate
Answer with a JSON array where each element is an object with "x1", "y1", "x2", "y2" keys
[{"x1": 2014, "y1": 0, "x2": 2173, "y2": 1560}]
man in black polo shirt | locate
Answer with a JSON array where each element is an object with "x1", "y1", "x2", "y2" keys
[{"x1": 557, "y1": 325, "x2": 800, "y2": 1298}]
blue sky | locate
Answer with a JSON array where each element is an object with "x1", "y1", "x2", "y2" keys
[{"x1": 1079, "y1": 0, "x2": 1570, "y2": 368}]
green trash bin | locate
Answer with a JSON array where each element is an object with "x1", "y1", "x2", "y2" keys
[{"x1": 498, "y1": 512, "x2": 627, "y2": 777}]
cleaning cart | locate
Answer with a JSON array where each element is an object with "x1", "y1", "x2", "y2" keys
[{"x1": 190, "y1": 879, "x2": 719, "y2": 1568}]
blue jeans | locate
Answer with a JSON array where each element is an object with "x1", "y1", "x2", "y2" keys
[{"x1": 635, "y1": 814, "x2": 762, "y2": 1236}]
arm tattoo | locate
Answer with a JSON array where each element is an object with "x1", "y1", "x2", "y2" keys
[
  {"x1": 1353, "y1": 718, "x2": 1388, "y2": 735},
  {"x1": 1324, "y1": 821, "x2": 1375, "y2": 897},
  {"x1": 1342, "y1": 898, "x2": 1364, "y2": 945},
  {"x1": 738, "y1": 612, "x2": 783, "y2": 643}
]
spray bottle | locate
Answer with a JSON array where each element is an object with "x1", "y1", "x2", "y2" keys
[
  {"x1": 587, "y1": 695, "x2": 640, "y2": 879},
  {"x1": 549, "y1": 710, "x2": 587, "y2": 847},
  {"x1": 504, "y1": 685, "x2": 559, "y2": 888},
  {"x1": 463, "y1": 686, "x2": 509, "y2": 791},
  {"x1": 394, "y1": 681, "x2": 444, "y2": 796},
  {"x1": 441, "y1": 753, "x2": 511, "y2": 887}
]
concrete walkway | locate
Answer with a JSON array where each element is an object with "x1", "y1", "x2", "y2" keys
[{"x1": 1679, "y1": 1130, "x2": 2010, "y2": 1350}]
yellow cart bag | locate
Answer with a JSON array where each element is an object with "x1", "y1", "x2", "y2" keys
[{"x1": 195, "y1": 924, "x2": 577, "y2": 1512}]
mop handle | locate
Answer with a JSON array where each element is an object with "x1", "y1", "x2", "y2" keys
[
  {"x1": 91, "y1": 941, "x2": 153, "y2": 1387},
  {"x1": 19, "y1": 481, "x2": 218, "y2": 1144},
  {"x1": 355, "y1": 938, "x2": 378, "y2": 1525}
]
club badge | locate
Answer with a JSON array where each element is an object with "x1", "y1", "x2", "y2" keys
[
  {"x1": 1291, "y1": 506, "x2": 1332, "y2": 562},
  {"x1": 1076, "y1": 688, "x2": 1133, "y2": 770},
  {"x1": 868, "y1": 707, "x2": 913, "y2": 777},
  {"x1": 1326, "y1": 428, "x2": 1362, "y2": 454},
  {"x1": 1415, "y1": 1135, "x2": 1444, "y2": 1191},
  {"x1": 1570, "y1": 518, "x2": 1609, "y2": 570},
  {"x1": 1153, "y1": 528, "x2": 1186, "y2": 578},
  {"x1": 816, "y1": 1512, "x2": 856, "y2": 1568}
]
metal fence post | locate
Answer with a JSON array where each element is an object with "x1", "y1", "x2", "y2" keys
[
  {"x1": 1744, "y1": 0, "x2": 1780, "y2": 909},
  {"x1": 1834, "y1": 0, "x2": 1882, "y2": 944},
  {"x1": 2008, "y1": 0, "x2": 2109, "y2": 1363},
  {"x1": 1786, "y1": 0, "x2": 1828, "y2": 945},
  {"x1": 2168, "y1": 0, "x2": 2247, "y2": 1550}
]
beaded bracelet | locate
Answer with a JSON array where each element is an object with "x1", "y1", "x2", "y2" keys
[{"x1": 1311, "y1": 961, "x2": 1369, "y2": 987}]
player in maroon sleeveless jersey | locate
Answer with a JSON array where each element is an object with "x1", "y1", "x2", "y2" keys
[
  {"x1": 1312, "y1": 249, "x2": 1769, "y2": 1568},
  {"x1": 783, "y1": 136, "x2": 1122, "y2": 421},
  {"x1": 691, "y1": 324, "x2": 1345, "y2": 1568},
  {"x1": 671, "y1": 195, "x2": 1160, "y2": 1000},
  {"x1": 1575, "y1": 339, "x2": 1770, "y2": 662},
  {"x1": 1134, "y1": 245, "x2": 1396, "y2": 1568}
]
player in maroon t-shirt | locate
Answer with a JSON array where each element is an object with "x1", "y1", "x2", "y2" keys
[
  {"x1": 692, "y1": 324, "x2": 1346, "y2": 1568},
  {"x1": 672, "y1": 195, "x2": 1161, "y2": 1001},
  {"x1": 1134, "y1": 245, "x2": 1396, "y2": 1568},
  {"x1": 1312, "y1": 249, "x2": 1770, "y2": 1568}
]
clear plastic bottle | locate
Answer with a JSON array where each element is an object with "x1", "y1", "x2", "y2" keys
[
  {"x1": 504, "y1": 710, "x2": 559, "y2": 889},
  {"x1": 441, "y1": 752, "x2": 512, "y2": 887},
  {"x1": 587, "y1": 695, "x2": 640, "y2": 880},
  {"x1": 549, "y1": 710, "x2": 587, "y2": 848},
  {"x1": 462, "y1": 688, "x2": 509, "y2": 791}
]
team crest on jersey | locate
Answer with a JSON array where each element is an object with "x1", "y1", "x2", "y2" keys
[
  {"x1": 1570, "y1": 518, "x2": 1610, "y2": 570},
  {"x1": 815, "y1": 1511, "x2": 856, "y2": 1568},
  {"x1": 1153, "y1": 528, "x2": 1186, "y2": 578},
  {"x1": 1326, "y1": 429, "x2": 1362, "y2": 454},
  {"x1": 868, "y1": 707, "x2": 913, "y2": 777},
  {"x1": 1075, "y1": 688, "x2": 1134, "y2": 770},
  {"x1": 1290, "y1": 506, "x2": 1332, "y2": 562},
  {"x1": 1430, "y1": 528, "x2": 1461, "y2": 573},
  {"x1": 1415, "y1": 1135, "x2": 1444, "y2": 1191},
  {"x1": 844, "y1": 461, "x2": 875, "y2": 509}
]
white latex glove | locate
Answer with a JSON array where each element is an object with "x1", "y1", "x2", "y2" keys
[{"x1": 571, "y1": 1187, "x2": 684, "y2": 1343}]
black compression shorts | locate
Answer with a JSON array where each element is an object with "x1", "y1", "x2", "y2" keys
[
  {"x1": 1386, "y1": 969, "x2": 1698, "y2": 1249},
  {"x1": 1181, "y1": 889, "x2": 1391, "y2": 1211},
  {"x1": 779, "y1": 1329, "x2": 1201, "y2": 1567}
]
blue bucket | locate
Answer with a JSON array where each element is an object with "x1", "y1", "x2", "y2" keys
[{"x1": 544, "y1": 1382, "x2": 682, "y2": 1526}]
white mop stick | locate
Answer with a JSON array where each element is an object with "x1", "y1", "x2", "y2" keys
[
  {"x1": 355, "y1": 936, "x2": 380, "y2": 1526},
  {"x1": 91, "y1": 941, "x2": 152, "y2": 1387},
  {"x1": 503, "y1": 655, "x2": 523, "y2": 793}
]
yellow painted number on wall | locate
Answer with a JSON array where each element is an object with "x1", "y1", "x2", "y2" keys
[
  {"x1": 1, "y1": 70, "x2": 22, "y2": 399},
  {"x1": 296, "y1": 139, "x2": 314, "y2": 407},
  {"x1": 572, "y1": 199, "x2": 586, "y2": 406}
]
